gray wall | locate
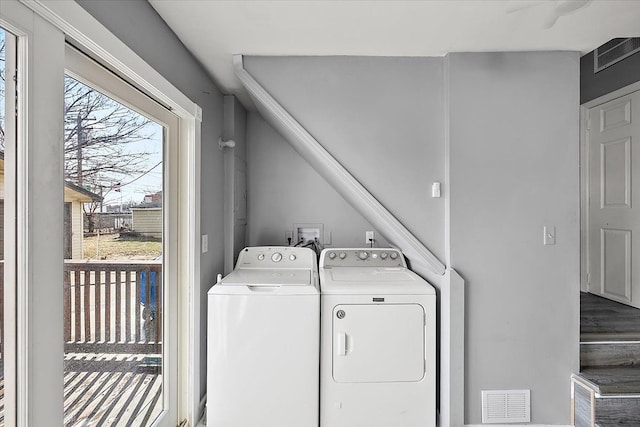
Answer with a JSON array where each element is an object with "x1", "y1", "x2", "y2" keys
[
  {"x1": 581, "y1": 48, "x2": 640, "y2": 104},
  {"x1": 246, "y1": 53, "x2": 580, "y2": 424},
  {"x1": 448, "y1": 52, "x2": 580, "y2": 424},
  {"x1": 77, "y1": 0, "x2": 226, "y2": 400},
  {"x1": 247, "y1": 113, "x2": 389, "y2": 248},
  {"x1": 245, "y1": 56, "x2": 444, "y2": 256}
]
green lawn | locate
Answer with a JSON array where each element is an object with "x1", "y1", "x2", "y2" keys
[{"x1": 83, "y1": 233, "x2": 162, "y2": 260}]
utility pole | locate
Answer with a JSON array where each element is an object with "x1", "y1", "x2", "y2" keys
[{"x1": 76, "y1": 113, "x2": 84, "y2": 187}]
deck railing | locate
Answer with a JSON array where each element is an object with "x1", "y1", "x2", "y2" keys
[{"x1": 64, "y1": 260, "x2": 162, "y2": 354}]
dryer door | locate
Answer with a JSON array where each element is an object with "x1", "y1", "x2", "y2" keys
[{"x1": 332, "y1": 304, "x2": 425, "y2": 383}]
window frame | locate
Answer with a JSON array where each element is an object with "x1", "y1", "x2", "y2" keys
[{"x1": 0, "y1": 23, "x2": 19, "y2": 427}]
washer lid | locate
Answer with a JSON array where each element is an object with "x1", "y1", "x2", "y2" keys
[{"x1": 220, "y1": 269, "x2": 312, "y2": 286}]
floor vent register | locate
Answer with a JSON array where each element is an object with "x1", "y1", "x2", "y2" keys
[{"x1": 481, "y1": 389, "x2": 531, "y2": 424}]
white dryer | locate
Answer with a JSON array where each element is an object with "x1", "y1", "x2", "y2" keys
[
  {"x1": 319, "y1": 248, "x2": 436, "y2": 427},
  {"x1": 207, "y1": 246, "x2": 320, "y2": 427}
]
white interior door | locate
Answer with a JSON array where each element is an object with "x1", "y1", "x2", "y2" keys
[{"x1": 588, "y1": 90, "x2": 640, "y2": 307}]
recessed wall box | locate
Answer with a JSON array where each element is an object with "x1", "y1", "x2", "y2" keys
[{"x1": 294, "y1": 223, "x2": 323, "y2": 245}]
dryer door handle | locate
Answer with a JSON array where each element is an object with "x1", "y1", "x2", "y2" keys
[{"x1": 336, "y1": 332, "x2": 347, "y2": 356}]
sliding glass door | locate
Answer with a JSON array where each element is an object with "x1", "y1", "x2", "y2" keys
[{"x1": 63, "y1": 46, "x2": 178, "y2": 427}]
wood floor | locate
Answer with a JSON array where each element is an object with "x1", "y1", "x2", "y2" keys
[
  {"x1": 574, "y1": 292, "x2": 640, "y2": 426},
  {"x1": 580, "y1": 292, "x2": 640, "y2": 341},
  {"x1": 580, "y1": 292, "x2": 640, "y2": 394}
]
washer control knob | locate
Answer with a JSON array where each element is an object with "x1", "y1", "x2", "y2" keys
[
  {"x1": 328, "y1": 252, "x2": 337, "y2": 260},
  {"x1": 390, "y1": 252, "x2": 398, "y2": 260},
  {"x1": 380, "y1": 252, "x2": 388, "y2": 259},
  {"x1": 271, "y1": 252, "x2": 283, "y2": 262},
  {"x1": 339, "y1": 252, "x2": 347, "y2": 260},
  {"x1": 358, "y1": 251, "x2": 369, "y2": 260},
  {"x1": 289, "y1": 254, "x2": 297, "y2": 261},
  {"x1": 257, "y1": 253, "x2": 265, "y2": 261}
]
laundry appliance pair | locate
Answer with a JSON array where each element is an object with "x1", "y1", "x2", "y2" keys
[{"x1": 207, "y1": 246, "x2": 436, "y2": 427}]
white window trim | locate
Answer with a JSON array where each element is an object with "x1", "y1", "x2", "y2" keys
[
  {"x1": 0, "y1": 21, "x2": 20, "y2": 427},
  {"x1": 14, "y1": 0, "x2": 202, "y2": 425}
]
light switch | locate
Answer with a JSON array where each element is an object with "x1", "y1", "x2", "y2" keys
[
  {"x1": 432, "y1": 182, "x2": 441, "y2": 198},
  {"x1": 543, "y1": 226, "x2": 556, "y2": 246},
  {"x1": 202, "y1": 234, "x2": 209, "y2": 253}
]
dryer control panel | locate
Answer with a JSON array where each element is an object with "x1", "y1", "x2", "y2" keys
[{"x1": 320, "y1": 248, "x2": 406, "y2": 268}]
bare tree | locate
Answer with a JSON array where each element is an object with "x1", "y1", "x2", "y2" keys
[
  {"x1": 64, "y1": 76, "x2": 155, "y2": 185},
  {"x1": 64, "y1": 76, "x2": 158, "y2": 231}
]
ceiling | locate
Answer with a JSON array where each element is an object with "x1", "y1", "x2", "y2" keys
[{"x1": 149, "y1": 0, "x2": 640, "y2": 107}]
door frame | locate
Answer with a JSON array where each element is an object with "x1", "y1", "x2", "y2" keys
[{"x1": 580, "y1": 80, "x2": 640, "y2": 293}]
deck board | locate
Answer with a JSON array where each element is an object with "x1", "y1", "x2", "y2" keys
[
  {"x1": 0, "y1": 353, "x2": 162, "y2": 426},
  {"x1": 64, "y1": 353, "x2": 162, "y2": 427}
]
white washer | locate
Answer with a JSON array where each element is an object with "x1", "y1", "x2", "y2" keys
[
  {"x1": 319, "y1": 248, "x2": 436, "y2": 427},
  {"x1": 207, "y1": 246, "x2": 320, "y2": 427}
]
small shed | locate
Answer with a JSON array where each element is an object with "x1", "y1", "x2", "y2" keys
[{"x1": 131, "y1": 207, "x2": 162, "y2": 238}]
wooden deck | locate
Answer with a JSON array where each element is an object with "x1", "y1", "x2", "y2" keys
[
  {"x1": 64, "y1": 261, "x2": 164, "y2": 426},
  {"x1": 64, "y1": 353, "x2": 162, "y2": 426},
  {"x1": 0, "y1": 352, "x2": 162, "y2": 427},
  {"x1": 0, "y1": 260, "x2": 165, "y2": 426}
]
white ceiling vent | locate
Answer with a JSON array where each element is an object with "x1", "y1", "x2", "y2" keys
[
  {"x1": 594, "y1": 38, "x2": 640, "y2": 73},
  {"x1": 481, "y1": 389, "x2": 531, "y2": 424}
]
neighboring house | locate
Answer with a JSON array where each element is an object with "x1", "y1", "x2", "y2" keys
[
  {"x1": 63, "y1": 181, "x2": 102, "y2": 259},
  {"x1": 143, "y1": 190, "x2": 162, "y2": 206},
  {"x1": 131, "y1": 207, "x2": 162, "y2": 239}
]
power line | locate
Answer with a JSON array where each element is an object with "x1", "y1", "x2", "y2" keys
[{"x1": 117, "y1": 161, "x2": 162, "y2": 188}]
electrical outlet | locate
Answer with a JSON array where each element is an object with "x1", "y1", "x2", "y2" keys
[
  {"x1": 366, "y1": 231, "x2": 375, "y2": 244},
  {"x1": 285, "y1": 231, "x2": 293, "y2": 244},
  {"x1": 324, "y1": 231, "x2": 332, "y2": 245}
]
